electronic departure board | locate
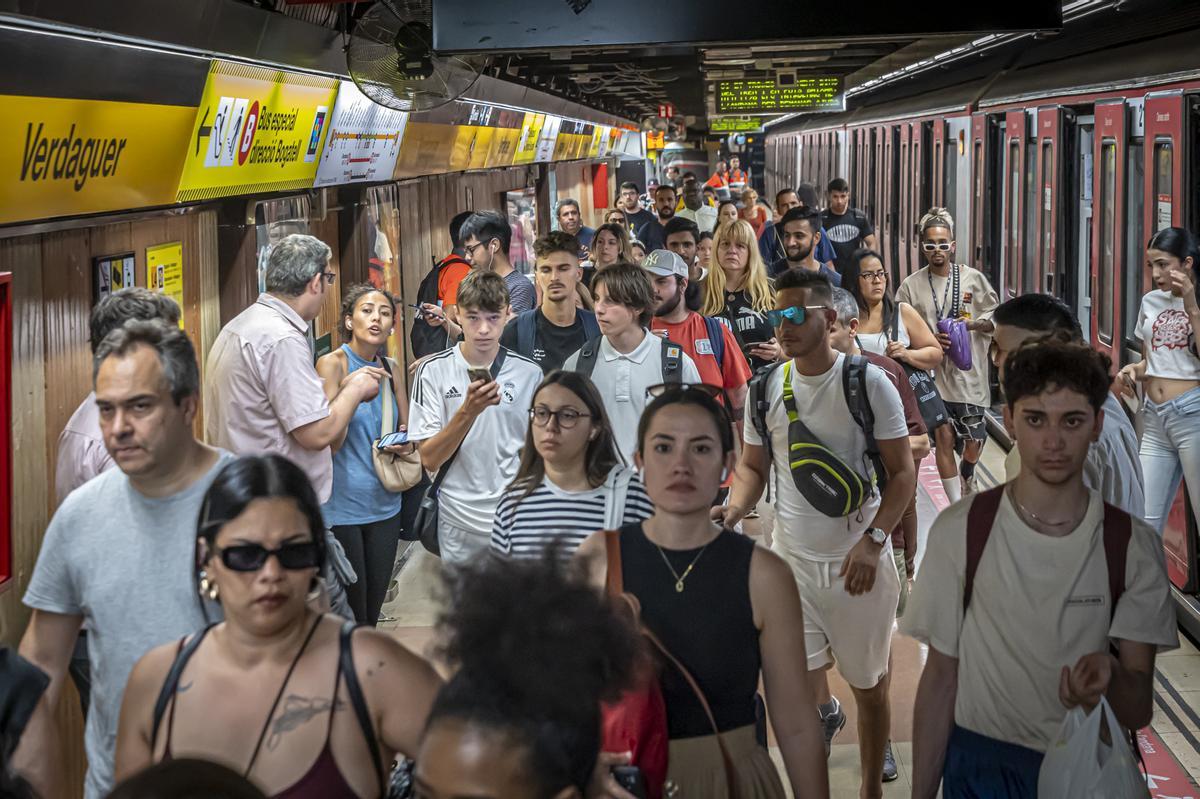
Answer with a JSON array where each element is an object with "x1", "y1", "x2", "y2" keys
[
  {"x1": 709, "y1": 116, "x2": 765, "y2": 133},
  {"x1": 715, "y1": 78, "x2": 844, "y2": 115}
]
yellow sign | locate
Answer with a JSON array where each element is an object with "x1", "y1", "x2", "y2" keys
[
  {"x1": 1, "y1": 95, "x2": 193, "y2": 225},
  {"x1": 393, "y1": 122, "x2": 455, "y2": 179},
  {"x1": 146, "y1": 242, "x2": 185, "y2": 329},
  {"x1": 588, "y1": 126, "x2": 606, "y2": 158},
  {"x1": 177, "y1": 61, "x2": 339, "y2": 202},
  {"x1": 513, "y1": 113, "x2": 544, "y2": 165}
]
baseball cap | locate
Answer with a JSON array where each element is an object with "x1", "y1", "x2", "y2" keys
[{"x1": 641, "y1": 249, "x2": 689, "y2": 278}]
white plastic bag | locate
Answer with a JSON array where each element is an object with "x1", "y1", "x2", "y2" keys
[{"x1": 1038, "y1": 697, "x2": 1149, "y2": 798}]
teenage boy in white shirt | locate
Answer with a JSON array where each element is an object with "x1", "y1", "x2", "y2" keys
[
  {"x1": 905, "y1": 340, "x2": 1175, "y2": 799},
  {"x1": 563, "y1": 261, "x2": 701, "y2": 463},
  {"x1": 408, "y1": 270, "x2": 542, "y2": 563},
  {"x1": 717, "y1": 269, "x2": 915, "y2": 798}
]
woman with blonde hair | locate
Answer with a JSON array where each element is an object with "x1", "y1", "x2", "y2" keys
[{"x1": 702, "y1": 219, "x2": 780, "y2": 370}]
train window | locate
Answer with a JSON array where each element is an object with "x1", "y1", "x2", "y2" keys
[
  {"x1": 1098, "y1": 143, "x2": 1116, "y2": 343},
  {"x1": 255, "y1": 197, "x2": 312, "y2": 294},
  {"x1": 1006, "y1": 141, "x2": 1020, "y2": 295},
  {"x1": 1023, "y1": 143, "x2": 1037, "y2": 294},
  {"x1": 972, "y1": 140, "x2": 984, "y2": 257},
  {"x1": 1154, "y1": 140, "x2": 1173, "y2": 232},
  {"x1": 944, "y1": 138, "x2": 958, "y2": 228},
  {"x1": 1040, "y1": 141, "x2": 1053, "y2": 287},
  {"x1": 1125, "y1": 142, "x2": 1145, "y2": 349}
]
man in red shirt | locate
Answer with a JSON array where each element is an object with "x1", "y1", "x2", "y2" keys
[{"x1": 644, "y1": 248, "x2": 751, "y2": 429}]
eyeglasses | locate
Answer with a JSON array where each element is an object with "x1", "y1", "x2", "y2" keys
[
  {"x1": 645, "y1": 383, "x2": 723, "y2": 400},
  {"x1": 530, "y1": 406, "x2": 592, "y2": 429},
  {"x1": 464, "y1": 240, "x2": 493, "y2": 258},
  {"x1": 860, "y1": 270, "x2": 887, "y2": 282},
  {"x1": 321, "y1": 271, "x2": 337, "y2": 285},
  {"x1": 921, "y1": 242, "x2": 953, "y2": 252},
  {"x1": 216, "y1": 541, "x2": 321, "y2": 573},
  {"x1": 764, "y1": 305, "x2": 829, "y2": 327}
]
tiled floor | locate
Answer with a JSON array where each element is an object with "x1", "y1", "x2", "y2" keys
[{"x1": 379, "y1": 441, "x2": 1200, "y2": 795}]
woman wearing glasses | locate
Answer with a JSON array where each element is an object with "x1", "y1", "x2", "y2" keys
[
  {"x1": 843, "y1": 249, "x2": 943, "y2": 371},
  {"x1": 115, "y1": 455, "x2": 441, "y2": 798},
  {"x1": 491, "y1": 371, "x2": 652, "y2": 560},
  {"x1": 896, "y1": 208, "x2": 999, "y2": 502},
  {"x1": 577, "y1": 386, "x2": 829, "y2": 799}
]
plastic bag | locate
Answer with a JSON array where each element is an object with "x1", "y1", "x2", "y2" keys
[
  {"x1": 1038, "y1": 697, "x2": 1148, "y2": 799},
  {"x1": 937, "y1": 317, "x2": 973, "y2": 371}
]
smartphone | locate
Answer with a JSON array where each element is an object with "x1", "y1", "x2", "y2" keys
[
  {"x1": 408, "y1": 303, "x2": 427, "y2": 318},
  {"x1": 467, "y1": 367, "x2": 492, "y2": 384},
  {"x1": 610, "y1": 766, "x2": 646, "y2": 799},
  {"x1": 376, "y1": 430, "x2": 409, "y2": 449}
]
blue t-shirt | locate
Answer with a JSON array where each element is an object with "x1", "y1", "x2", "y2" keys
[{"x1": 323, "y1": 345, "x2": 404, "y2": 526}]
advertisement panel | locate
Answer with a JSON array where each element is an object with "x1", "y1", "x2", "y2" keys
[
  {"x1": 486, "y1": 109, "x2": 525, "y2": 167},
  {"x1": 177, "y1": 61, "x2": 339, "y2": 201},
  {"x1": 313, "y1": 81, "x2": 408, "y2": 188},
  {"x1": 393, "y1": 121, "x2": 455, "y2": 178},
  {"x1": 146, "y1": 242, "x2": 185, "y2": 328},
  {"x1": 2, "y1": 95, "x2": 193, "y2": 225},
  {"x1": 513, "y1": 113, "x2": 544, "y2": 165},
  {"x1": 535, "y1": 116, "x2": 562, "y2": 163}
]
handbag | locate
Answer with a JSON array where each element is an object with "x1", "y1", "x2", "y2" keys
[
  {"x1": 600, "y1": 530, "x2": 739, "y2": 799},
  {"x1": 372, "y1": 357, "x2": 423, "y2": 493},
  {"x1": 888, "y1": 312, "x2": 949, "y2": 432},
  {"x1": 411, "y1": 349, "x2": 507, "y2": 556},
  {"x1": 601, "y1": 466, "x2": 634, "y2": 530}
]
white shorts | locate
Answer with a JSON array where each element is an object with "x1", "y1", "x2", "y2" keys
[
  {"x1": 438, "y1": 517, "x2": 490, "y2": 565},
  {"x1": 772, "y1": 541, "x2": 900, "y2": 690}
]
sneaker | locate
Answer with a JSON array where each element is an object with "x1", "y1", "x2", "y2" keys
[
  {"x1": 820, "y1": 702, "x2": 846, "y2": 757},
  {"x1": 960, "y1": 473, "x2": 977, "y2": 496},
  {"x1": 744, "y1": 509, "x2": 760, "y2": 519},
  {"x1": 882, "y1": 740, "x2": 899, "y2": 782}
]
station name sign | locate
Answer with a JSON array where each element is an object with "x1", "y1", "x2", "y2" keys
[
  {"x1": 715, "y1": 78, "x2": 844, "y2": 115},
  {"x1": 709, "y1": 116, "x2": 766, "y2": 134}
]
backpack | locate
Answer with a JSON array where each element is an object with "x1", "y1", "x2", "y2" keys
[
  {"x1": 699, "y1": 315, "x2": 727, "y2": 369},
  {"x1": 515, "y1": 308, "x2": 601, "y2": 361},
  {"x1": 410, "y1": 254, "x2": 469, "y2": 359},
  {"x1": 747, "y1": 355, "x2": 886, "y2": 516},
  {"x1": 573, "y1": 335, "x2": 684, "y2": 383}
]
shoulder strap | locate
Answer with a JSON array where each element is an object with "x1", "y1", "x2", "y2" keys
[
  {"x1": 660, "y1": 337, "x2": 683, "y2": 383},
  {"x1": 747, "y1": 362, "x2": 784, "y2": 464},
  {"x1": 702, "y1": 315, "x2": 726, "y2": 368},
  {"x1": 603, "y1": 529, "x2": 624, "y2": 597},
  {"x1": 339, "y1": 621, "x2": 387, "y2": 799},
  {"x1": 579, "y1": 310, "x2": 601, "y2": 340},
  {"x1": 431, "y1": 349, "x2": 508, "y2": 492},
  {"x1": 516, "y1": 310, "x2": 538, "y2": 358},
  {"x1": 1101, "y1": 504, "x2": 1133, "y2": 622},
  {"x1": 843, "y1": 355, "x2": 883, "y2": 491},
  {"x1": 963, "y1": 487, "x2": 1006, "y2": 614},
  {"x1": 378, "y1": 356, "x2": 399, "y2": 435},
  {"x1": 576, "y1": 336, "x2": 602, "y2": 379},
  {"x1": 151, "y1": 625, "x2": 215, "y2": 750},
  {"x1": 888, "y1": 306, "x2": 900, "y2": 342}
]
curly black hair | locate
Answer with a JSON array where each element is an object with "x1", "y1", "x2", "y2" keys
[
  {"x1": 1001, "y1": 339, "x2": 1112, "y2": 412},
  {"x1": 428, "y1": 554, "x2": 641, "y2": 798}
]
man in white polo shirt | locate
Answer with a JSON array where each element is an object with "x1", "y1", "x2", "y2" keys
[
  {"x1": 407, "y1": 270, "x2": 542, "y2": 563},
  {"x1": 563, "y1": 261, "x2": 701, "y2": 463}
]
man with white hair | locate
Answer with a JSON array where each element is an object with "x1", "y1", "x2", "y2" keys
[{"x1": 204, "y1": 234, "x2": 384, "y2": 614}]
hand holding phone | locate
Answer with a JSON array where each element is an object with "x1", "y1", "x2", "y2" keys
[
  {"x1": 467, "y1": 366, "x2": 492, "y2": 384},
  {"x1": 610, "y1": 766, "x2": 646, "y2": 799},
  {"x1": 376, "y1": 430, "x2": 409, "y2": 450}
]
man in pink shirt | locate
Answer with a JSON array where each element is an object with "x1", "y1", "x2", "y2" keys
[{"x1": 204, "y1": 234, "x2": 385, "y2": 614}]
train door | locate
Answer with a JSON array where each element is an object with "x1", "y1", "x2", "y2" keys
[
  {"x1": 883, "y1": 125, "x2": 900, "y2": 283},
  {"x1": 970, "y1": 112, "x2": 999, "y2": 279},
  {"x1": 899, "y1": 123, "x2": 911, "y2": 278},
  {"x1": 914, "y1": 120, "x2": 933, "y2": 274},
  {"x1": 932, "y1": 118, "x2": 946, "y2": 209},
  {"x1": 1074, "y1": 118, "x2": 1094, "y2": 339},
  {"x1": 1002, "y1": 110, "x2": 1029, "y2": 300},
  {"x1": 1035, "y1": 106, "x2": 1071, "y2": 297},
  {"x1": 1090, "y1": 100, "x2": 1126, "y2": 362}
]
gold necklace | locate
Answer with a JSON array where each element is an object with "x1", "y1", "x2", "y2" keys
[
  {"x1": 1008, "y1": 483, "x2": 1085, "y2": 529},
  {"x1": 654, "y1": 542, "x2": 711, "y2": 593}
]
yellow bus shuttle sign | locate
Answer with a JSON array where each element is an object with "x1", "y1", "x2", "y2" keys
[
  {"x1": 177, "y1": 61, "x2": 339, "y2": 202},
  {"x1": 3, "y1": 94, "x2": 193, "y2": 225}
]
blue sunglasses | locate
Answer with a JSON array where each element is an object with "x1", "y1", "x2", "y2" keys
[{"x1": 765, "y1": 305, "x2": 830, "y2": 327}]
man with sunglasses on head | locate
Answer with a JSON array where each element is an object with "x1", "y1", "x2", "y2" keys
[
  {"x1": 716, "y1": 270, "x2": 915, "y2": 798},
  {"x1": 460, "y1": 210, "x2": 536, "y2": 315},
  {"x1": 897, "y1": 208, "x2": 999, "y2": 501},
  {"x1": 17, "y1": 320, "x2": 231, "y2": 799},
  {"x1": 205, "y1": 234, "x2": 384, "y2": 616}
]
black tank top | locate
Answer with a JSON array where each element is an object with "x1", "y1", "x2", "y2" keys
[{"x1": 619, "y1": 523, "x2": 760, "y2": 739}]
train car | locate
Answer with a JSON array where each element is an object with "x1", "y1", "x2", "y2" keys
[{"x1": 765, "y1": 22, "x2": 1200, "y2": 638}]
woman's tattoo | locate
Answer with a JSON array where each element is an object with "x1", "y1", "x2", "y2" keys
[{"x1": 266, "y1": 695, "x2": 344, "y2": 751}]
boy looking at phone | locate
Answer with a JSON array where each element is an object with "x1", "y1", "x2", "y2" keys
[{"x1": 407, "y1": 270, "x2": 542, "y2": 563}]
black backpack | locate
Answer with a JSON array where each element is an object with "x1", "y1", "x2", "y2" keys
[
  {"x1": 573, "y1": 335, "x2": 684, "y2": 383},
  {"x1": 410, "y1": 254, "x2": 470, "y2": 359}
]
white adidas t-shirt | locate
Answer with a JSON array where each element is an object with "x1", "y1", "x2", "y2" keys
[
  {"x1": 744, "y1": 353, "x2": 908, "y2": 561},
  {"x1": 407, "y1": 344, "x2": 542, "y2": 535}
]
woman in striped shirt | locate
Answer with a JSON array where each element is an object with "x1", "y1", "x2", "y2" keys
[{"x1": 491, "y1": 370, "x2": 652, "y2": 559}]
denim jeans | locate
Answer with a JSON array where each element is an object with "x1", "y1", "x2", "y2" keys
[
  {"x1": 943, "y1": 725, "x2": 1042, "y2": 798},
  {"x1": 1140, "y1": 386, "x2": 1200, "y2": 535}
]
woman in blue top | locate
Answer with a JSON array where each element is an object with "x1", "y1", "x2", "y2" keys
[{"x1": 316, "y1": 284, "x2": 412, "y2": 626}]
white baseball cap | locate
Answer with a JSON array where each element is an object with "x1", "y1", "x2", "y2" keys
[{"x1": 641, "y1": 249, "x2": 689, "y2": 278}]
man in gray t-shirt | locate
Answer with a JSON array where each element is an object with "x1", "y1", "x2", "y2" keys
[{"x1": 16, "y1": 320, "x2": 227, "y2": 799}]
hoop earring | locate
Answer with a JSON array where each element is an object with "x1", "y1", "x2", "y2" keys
[{"x1": 198, "y1": 570, "x2": 219, "y2": 602}]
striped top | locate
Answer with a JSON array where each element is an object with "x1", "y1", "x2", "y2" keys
[{"x1": 491, "y1": 469, "x2": 654, "y2": 559}]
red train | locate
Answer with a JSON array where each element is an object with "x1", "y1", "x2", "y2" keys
[{"x1": 763, "y1": 19, "x2": 1200, "y2": 634}]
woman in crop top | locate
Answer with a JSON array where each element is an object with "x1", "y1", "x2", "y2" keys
[
  {"x1": 1119, "y1": 227, "x2": 1200, "y2": 533},
  {"x1": 577, "y1": 386, "x2": 828, "y2": 799},
  {"x1": 114, "y1": 456, "x2": 441, "y2": 798}
]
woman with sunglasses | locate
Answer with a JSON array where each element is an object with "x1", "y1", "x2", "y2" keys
[
  {"x1": 115, "y1": 455, "x2": 441, "y2": 799},
  {"x1": 577, "y1": 386, "x2": 829, "y2": 799},
  {"x1": 491, "y1": 371, "x2": 651, "y2": 560},
  {"x1": 702, "y1": 219, "x2": 780, "y2": 371}
]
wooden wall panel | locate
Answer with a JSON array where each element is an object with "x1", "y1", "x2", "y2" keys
[{"x1": 309, "y1": 214, "x2": 342, "y2": 342}]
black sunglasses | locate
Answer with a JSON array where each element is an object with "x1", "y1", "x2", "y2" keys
[{"x1": 216, "y1": 541, "x2": 321, "y2": 573}]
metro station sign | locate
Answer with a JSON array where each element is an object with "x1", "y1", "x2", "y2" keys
[
  {"x1": 715, "y1": 78, "x2": 844, "y2": 115},
  {"x1": 709, "y1": 116, "x2": 766, "y2": 134}
]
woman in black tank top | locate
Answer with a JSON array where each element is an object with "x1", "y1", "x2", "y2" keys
[{"x1": 578, "y1": 386, "x2": 830, "y2": 799}]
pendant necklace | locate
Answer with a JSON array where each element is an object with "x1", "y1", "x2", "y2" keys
[{"x1": 654, "y1": 542, "x2": 711, "y2": 593}]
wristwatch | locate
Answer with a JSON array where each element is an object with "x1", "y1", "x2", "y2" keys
[{"x1": 864, "y1": 527, "x2": 889, "y2": 546}]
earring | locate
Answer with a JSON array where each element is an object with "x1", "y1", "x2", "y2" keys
[{"x1": 198, "y1": 570, "x2": 219, "y2": 602}]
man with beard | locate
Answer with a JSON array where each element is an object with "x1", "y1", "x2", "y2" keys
[
  {"x1": 636, "y1": 183, "x2": 678, "y2": 252},
  {"x1": 617, "y1": 181, "x2": 656, "y2": 234},
  {"x1": 770, "y1": 206, "x2": 842, "y2": 286},
  {"x1": 663, "y1": 216, "x2": 705, "y2": 312},
  {"x1": 646, "y1": 249, "x2": 750, "y2": 428}
]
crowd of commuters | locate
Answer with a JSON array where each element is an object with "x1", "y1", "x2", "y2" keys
[{"x1": 6, "y1": 161, "x2": 1194, "y2": 799}]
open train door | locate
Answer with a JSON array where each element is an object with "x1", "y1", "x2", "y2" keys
[
  {"x1": 1001, "y1": 109, "x2": 1030, "y2": 300},
  {"x1": 1090, "y1": 100, "x2": 1126, "y2": 364},
  {"x1": 1035, "y1": 105, "x2": 1072, "y2": 299}
]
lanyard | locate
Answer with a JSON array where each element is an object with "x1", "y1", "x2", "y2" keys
[{"x1": 928, "y1": 264, "x2": 959, "y2": 321}]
